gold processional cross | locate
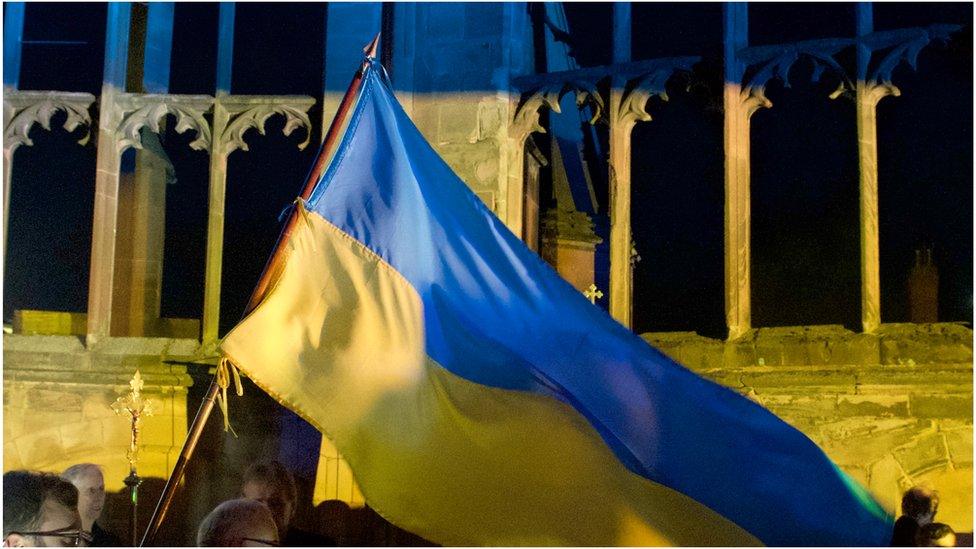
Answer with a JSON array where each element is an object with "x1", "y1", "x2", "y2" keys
[{"x1": 111, "y1": 370, "x2": 156, "y2": 545}]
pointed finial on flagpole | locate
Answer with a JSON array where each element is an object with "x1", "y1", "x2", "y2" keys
[{"x1": 364, "y1": 33, "x2": 381, "y2": 59}]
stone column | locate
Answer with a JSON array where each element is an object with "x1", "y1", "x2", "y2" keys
[
  {"x1": 613, "y1": 3, "x2": 631, "y2": 67},
  {"x1": 202, "y1": 4, "x2": 235, "y2": 345},
  {"x1": 200, "y1": 0, "x2": 315, "y2": 341},
  {"x1": 2, "y1": 2, "x2": 25, "y2": 265},
  {"x1": 850, "y1": 7, "x2": 959, "y2": 332},
  {"x1": 3, "y1": 110, "x2": 18, "y2": 266},
  {"x1": 608, "y1": 3, "x2": 633, "y2": 328},
  {"x1": 88, "y1": 5, "x2": 215, "y2": 344},
  {"x1": 507, "y1": 93, "x2": 551, "y2": 241},
  {"x1": 607, "y1": 75, "x2": 633, "y2": 328},
  {"x1": 2, "y1": 138, "x2": 13, "y2": 263},
  {"x1": 2, "y1": 3, "x2": 24, "y2": 89},
  {"x1": 855, "y1": 3, "x2": 885, "y2": 334},
  {"x1": 513, "y1": 62, "x2": 693, "y2": 328},
  {"x1": 504, "y1": 139, "x2": 526, "y2": 237},
  {"x1": 87, "y1": 3, "x2": 133, "y2": 346},
  {"x1": 112, "y1": 133, "x2": 171, "y2": 337},
  {"x1": 723, "y1": 3, "x2": 753, "y2": 340},
  {"x1": 112, "y1": 4, "x2": 175, "y2": 337},
  {"x1": 498, "y1": 3, "x2": 536, "y2": 231},
  {"x1": 522, "y1": 138, "x2": 546, "y2": 251},
  {"x1": 202, "y1": 102, "x2": 229, "y2": 344}
]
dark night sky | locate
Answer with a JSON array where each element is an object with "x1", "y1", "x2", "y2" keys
[{"x1": 4, "y1": 2, "x2": 972, "y2": 337}]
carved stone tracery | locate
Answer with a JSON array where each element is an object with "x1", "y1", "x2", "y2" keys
[
  {"x1": 511, "y1": 80, "x2": 603, "y2": 147},
  {"x1": 734, "y1": 23, "x2": 962, "y2": 115},
  {"x1": 106, "y1": 93, "x2": 317, "y2": 157},
  {"x1": 112, "y1": 93, "x2": 214, "y2": 153},
  {"x1": 511, "y1": 57, "x2": 699, "y2": 142},
  {"x1": 3, "y1": 91, "x2": 97, "y2": 154},
  {"x1": 857, "y1": 24, "x2": 961, "y2": 106},
  {"x1": 738, "y1": 38, "x2": 855, "y2": 115},
  {"x1": 3, "y1": 91, "x2": 99, "y2": 263},
  {"x1": 216, "y1": 96, "x2": 316, "y2": 156}
]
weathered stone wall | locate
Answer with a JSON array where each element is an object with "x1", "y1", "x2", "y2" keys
[
  {"x1": 396, "y1": 3, "x2": 534, "y2": 225},
  {"x1": 2, "y1": 335, "x2": 195, "y2": 492},
  {"x1": 643, "y1": 323, "x2": 973, "y2": 531},
  {"x1": 3, "y1": 323, "x2": 970, "y2": 534}
]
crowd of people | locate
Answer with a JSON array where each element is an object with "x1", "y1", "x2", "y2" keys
[
  {"x1": 0, "y1": 464, "x2": 962, "y2": 546},
  {"x1": 891, "y1": 487, "x2": 957, "y2": 547},
  {"x1": 2, "y1": 460, "x2": 335, "y2": 547}
]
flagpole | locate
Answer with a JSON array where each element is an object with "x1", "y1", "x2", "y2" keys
[
  {"x1": 139, "y1": 34, "x2": 381, "y2": 547},
  {"x1": 247, "y1": 33, "x2": 380, "y2": 313}
]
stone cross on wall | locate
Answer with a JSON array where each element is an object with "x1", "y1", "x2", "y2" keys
[{"x1": 584, "y1": 284, "x2": 604, "y2": 305}]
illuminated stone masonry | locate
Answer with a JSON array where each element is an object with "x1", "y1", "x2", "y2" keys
[
  {"x1": 2, "y1": 3, "x2": 970, "y2": 539},
  {"x1": 644, "y1": 322, "x2": 973, "y2": 531},
  {"x1": 3, "y1": 334, "x2": 195, "y2": 492},
  {"x1": 723, "y1": 3, "x2": 960, "y2": 339}
]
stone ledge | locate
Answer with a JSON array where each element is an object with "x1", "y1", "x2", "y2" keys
[
  {"x1": 740, "y1": 370, "x2": 858, "y2": 394},
  {"x1": 2, "y1": 372, "x2": 193, "y2": 391},
  {"x1": 3, "y1": 334, "x2": 202, "y2": 356},
  {"x1": 856, "y1": 366, "x2": 972, "y2": 394},
  {"x1": 2, "y1": 334, "x2": 86, "y2": 353},
  {"x1": 11, "y1": 310, "x2": 203, "y2": 339},
  {"x1": 641, "y1": 323, "x2": 973, "y2": 369},
  {"x1": 877, "y1": 323, "x2": 973, "y2": 365},
  {"x1": 3, "y1": 334, "x2": 200, "y2": 387},
  {"x1": 84, "y1": 336, "x2": 201, "y2": 357}
]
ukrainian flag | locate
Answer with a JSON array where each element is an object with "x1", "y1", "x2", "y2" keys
[{"x1": 221, "y1": 58, "x2": 892, "y2": 546}]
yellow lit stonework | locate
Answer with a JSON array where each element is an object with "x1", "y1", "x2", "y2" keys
[
  {"x1": 3, "y1": 334, "x2": 193, "y2": 492},
  {"x1": 644, "y1": 323, "x2": 973, "y2": 532}
]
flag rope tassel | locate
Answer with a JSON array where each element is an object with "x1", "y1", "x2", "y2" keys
[{"x1": 215, "y1": 357, "x2": 243, "y2": 436}]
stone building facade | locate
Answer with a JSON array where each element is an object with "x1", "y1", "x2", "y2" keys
[{"x1": 3, "y1": 1, "x2": 971, "y2": 542}]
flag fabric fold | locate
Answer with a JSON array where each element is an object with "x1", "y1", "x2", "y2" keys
[{"x1": 221, "y1": 60, "x2": 892, "y2": 546}]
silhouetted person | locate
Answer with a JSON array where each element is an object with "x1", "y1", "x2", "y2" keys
[
  {"x1": 241, "y1": 460, "x2": 336, "y2": 546},
  {"x1": 916, "y1": 523, "x2": 956, "y2": 547},
  {"x1": 197, "y1": 498, "x2": 279, "y2": 547},
  {"x1": 892, "y1": 487, "x2": 940, "y2": 546},
  {"x1": 3, "y1": 470, "x2": 92, "y2": 547},
  {"x1": 62, "y1": 463, "x2": 122, "y2": 546}
]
